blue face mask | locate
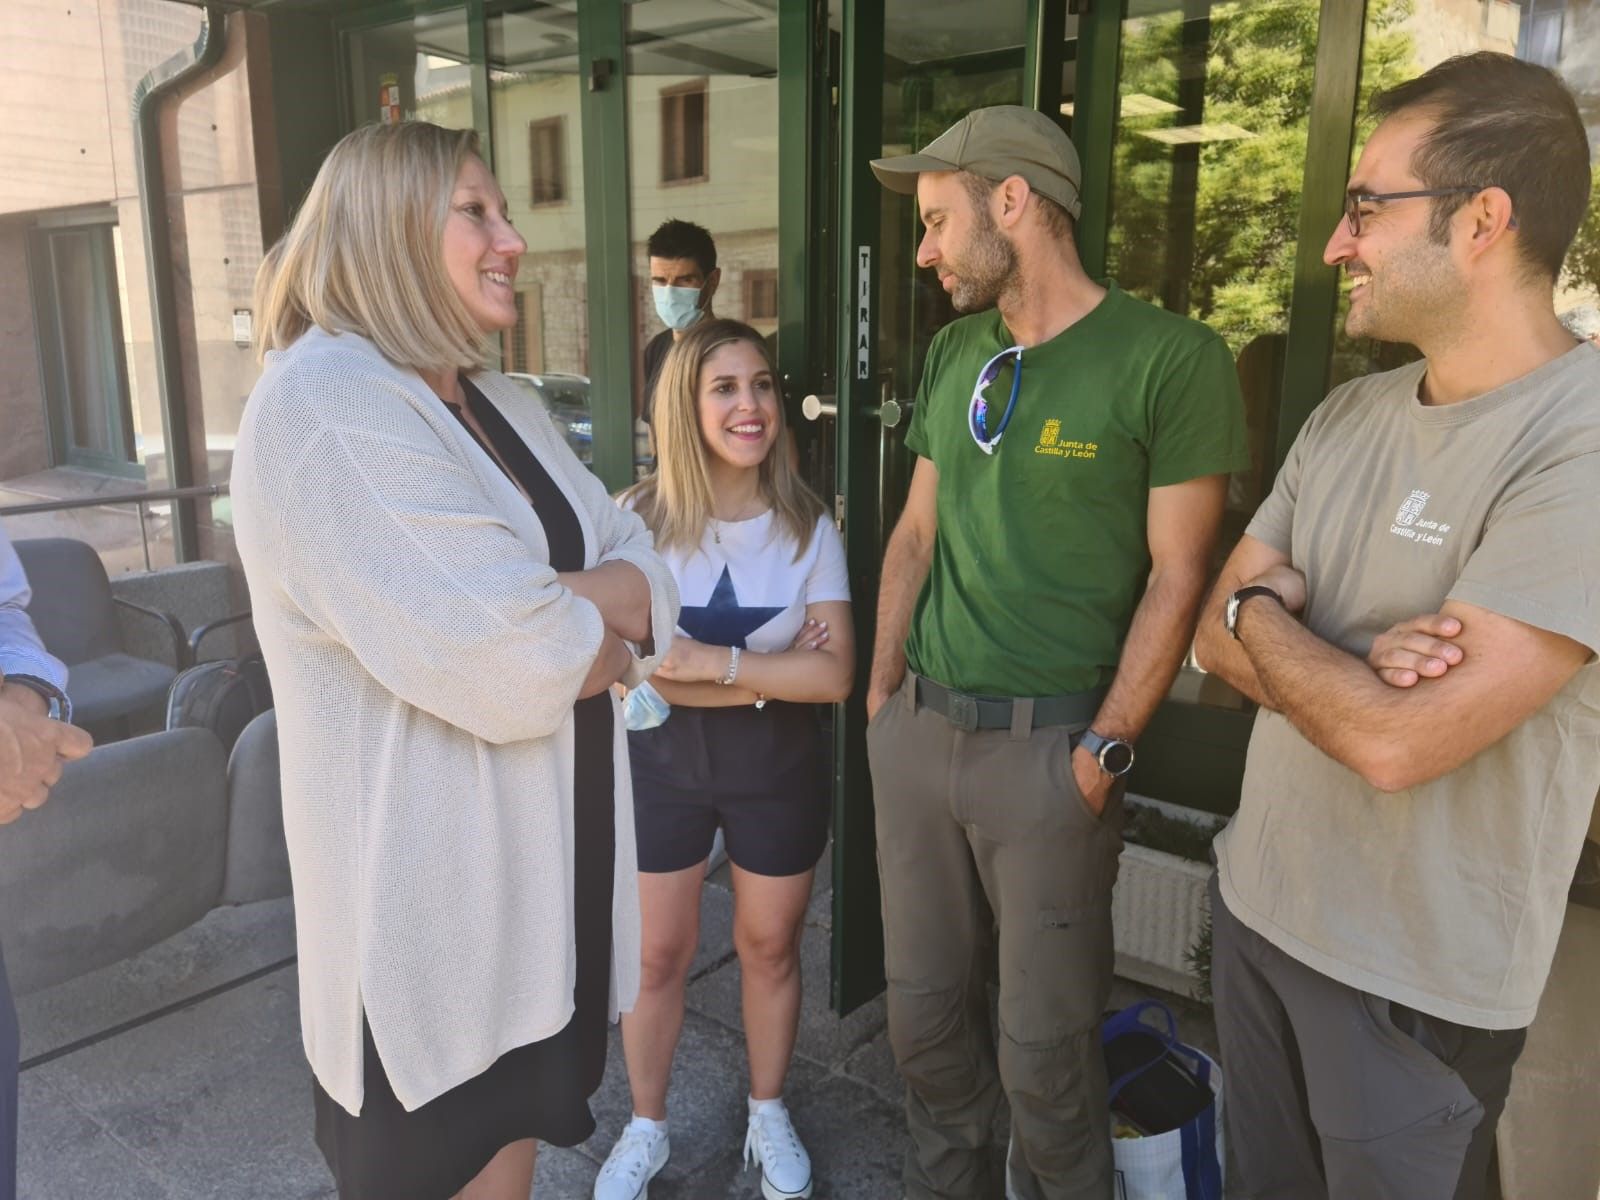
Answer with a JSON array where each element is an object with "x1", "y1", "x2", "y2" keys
[
  {"x1": 623, "y1": 679, "x2": 671, "y2": 731},
  {"x1": 652, "y1": 284, "x2": 705, "y2": 331}
]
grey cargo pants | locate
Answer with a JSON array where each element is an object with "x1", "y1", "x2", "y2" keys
[
  {"x1": 867, "y1": 671, "x2": 1124, "y2": 1200},
  {"x1": 1211, "y1": 875, "x2": 1526, "y2": 1200}
]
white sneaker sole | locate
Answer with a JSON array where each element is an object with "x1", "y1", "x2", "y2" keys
[{"x1": 759, "y1": 1175, "x2": 813, "y2": 1200}]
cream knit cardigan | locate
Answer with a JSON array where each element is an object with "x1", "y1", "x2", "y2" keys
[{"x1": 231, "y1": 328, "x2": 678, "y2": 1115}]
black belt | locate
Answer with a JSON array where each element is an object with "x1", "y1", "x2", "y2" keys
[{"x1": 913, "y1": 675, "x2": 1104, "y2": 733}]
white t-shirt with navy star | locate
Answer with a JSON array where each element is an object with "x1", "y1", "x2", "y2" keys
[{"x1": 659, "y1": 511, "x2": 850, "y2": 653}]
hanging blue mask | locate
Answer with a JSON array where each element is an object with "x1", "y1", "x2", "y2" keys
[
  {"x1": 623, "y1": 679, "x2": 672, "y2": 731},
  {"x1": 652, "y1": 284, "x2": 705, "y2": 331}
]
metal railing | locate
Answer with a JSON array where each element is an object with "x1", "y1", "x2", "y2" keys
[{"x1": 0, "y1": 484, "x2": 229, "y2": 572}]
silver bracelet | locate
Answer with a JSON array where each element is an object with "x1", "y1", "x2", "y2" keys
[{"x1": 718, "y1": 645, "x2": 741, "y2": 686}]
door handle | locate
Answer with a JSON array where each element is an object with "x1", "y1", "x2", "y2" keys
[
  {"x1": 801, "y1": 393, "x2": 838, "y2": 420},
  {"x1": 802, "y1": 391, "x2": 910, "y2": 427},
  {"x1": 873, "y1": 397, "x2": 906, "y2": 428},
  {"x1": 873, "y1": 370, "x2": 910, "y2": 429}
]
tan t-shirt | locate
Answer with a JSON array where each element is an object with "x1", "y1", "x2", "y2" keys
[{"x1": 1216, "y1": 343, "x2": 1600, "y2": 1029}]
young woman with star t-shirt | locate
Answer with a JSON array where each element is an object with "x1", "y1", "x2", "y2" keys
[{"x1": 595, "y1": 320, "x2": 853, "y2": 1200}]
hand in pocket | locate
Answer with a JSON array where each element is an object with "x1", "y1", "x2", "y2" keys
[{"x1": 1071, "y1": 742, "x2": 1113, "y2": 818}]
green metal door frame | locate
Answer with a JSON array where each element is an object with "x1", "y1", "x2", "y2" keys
[
  {"x1": 575, "y1": 2, "x2": 636, "y2": 491},
  {"x1": 1276, "y1": 0, "x2": 1367, "y2": 467},
  {"x1": 776, "y1": 0, "x2": 830, "y2": 425},
  {"x1": 830, "y1": 0, "x2": 888, "y2": 1017},
  {"x1": 1070, "y1": 0, "x2": 1122, "y2": 281},
  {"x1": 1024, "y1": 0, "x2": 1067, "y2": 115}
]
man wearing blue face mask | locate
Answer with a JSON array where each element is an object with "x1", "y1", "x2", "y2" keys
[{"x1": 641, "y1": 219, "x2": 720, "y2": 424}]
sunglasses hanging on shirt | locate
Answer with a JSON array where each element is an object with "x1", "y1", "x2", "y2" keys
[{"x1": 968, "y1": 344, "x2": 1024, "y2": 455}]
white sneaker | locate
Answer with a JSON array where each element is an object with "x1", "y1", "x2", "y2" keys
[
  {"x1": 594, "y1": 1116, "x2": 670, "y2": 1200},
  {"x1": 743, "y1": 1098, "x2": 813, "y2": 1199}
]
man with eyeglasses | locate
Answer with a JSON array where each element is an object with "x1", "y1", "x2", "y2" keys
[
  {"x1": 865, "y1": 106, "x2": 1248, "y2": 1200},
  {"x1": 1194, "y1": 52, "x2": 1599, "y2": 1199}
]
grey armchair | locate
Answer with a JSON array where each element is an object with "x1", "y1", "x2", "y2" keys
[
  {"x1": 0, "y1": 718, "x2": 291, "y2": 997},
  {"x1": 0, "y1": 727, "x2": 228, "y2": 995},
  {"x1": 13, "y1": 537, "x2": 185, "y2": 736}
]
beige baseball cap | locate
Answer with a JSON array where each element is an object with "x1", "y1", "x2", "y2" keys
[{"x1": 870, "y1": 105, "x2": 1083, "y2": 219}]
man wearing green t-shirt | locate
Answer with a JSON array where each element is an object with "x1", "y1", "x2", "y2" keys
[
  {"x1": 865, "y1": 107, "x2": 1248, "y2": 1200},
  {"x1": 1194, "y1": 54, "x2": 1599, "y2": 1200}
]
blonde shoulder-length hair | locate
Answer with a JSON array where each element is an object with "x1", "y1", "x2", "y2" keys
[
  {"x1": 623, "y1": 319, "x2": 824, "y2": 560},
  {"x1": 254, "y1": 121, "x2": 487, "y2": 370}
]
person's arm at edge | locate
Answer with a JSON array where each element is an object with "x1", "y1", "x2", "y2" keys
[
  {"x1": 0, "y1": 531, "x2": 69, "y2": 695},
  {"x1": 0, "y1": 529, "x2": 94, "y2": 822},
  {"x1": 866, "y1": 456, "x2": 938, "y2": 720},
  {"x1": 1076, "y1": 474, "x2": 1229, "y2": 811}
]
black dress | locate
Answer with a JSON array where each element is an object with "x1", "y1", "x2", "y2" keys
[{"x1": 313, "y1": 377, "x2": 616, "y2": 1200}]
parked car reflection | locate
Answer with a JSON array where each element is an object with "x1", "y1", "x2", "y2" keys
[{"x1": 507, "y1": 371, "x2": 593, "y2": 465}]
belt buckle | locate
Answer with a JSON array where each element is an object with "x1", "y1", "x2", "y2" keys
[{"x1": 948, "y1": 691, "x2": 979, "y2": 733}]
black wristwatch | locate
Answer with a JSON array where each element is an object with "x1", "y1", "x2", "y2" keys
[
  {"x1": 1079, "y1": 728, "x2": 1135, "y2": 778},
  {"x1": 1225, "y1": 585, "x2": 1284, "y2": 640},
  {"x1": 6, "y1": 674, "x2": 72, "y2": 723}
]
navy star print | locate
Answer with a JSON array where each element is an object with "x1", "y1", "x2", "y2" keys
[{"x1": 677, "y1": 565, "x2": 785, "y2": 649}]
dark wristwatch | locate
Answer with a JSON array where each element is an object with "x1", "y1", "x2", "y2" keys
[
  {"x1": 6, "y1": 674, "x2": 72, "y2": 723},
  {"x1": 1225, "y1": 585, "x2": 1284, "y2": 640},
  {"x1": 1079, "y1": 728, "x2": 1135, "y2": 778}
]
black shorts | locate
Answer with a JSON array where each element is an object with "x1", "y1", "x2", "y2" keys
[{"x1": 628, "y1": 700, "x2": 829, "y2": 877}]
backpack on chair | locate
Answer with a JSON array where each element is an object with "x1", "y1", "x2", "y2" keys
[
  {"x1": 166, "y1": 655, "x2": 273, "y2": 756},
  {"x1": 165, "y1": 613, "x2": 273, "y2": 755}
]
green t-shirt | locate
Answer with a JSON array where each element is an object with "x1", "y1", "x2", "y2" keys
[{"x1": 903, "y1": 284, "x2": 1249, "y2": 696}]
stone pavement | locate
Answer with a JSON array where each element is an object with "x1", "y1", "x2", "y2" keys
[{"x1": 15, "y1": 856, "x2": 1216, "y2": 1200}]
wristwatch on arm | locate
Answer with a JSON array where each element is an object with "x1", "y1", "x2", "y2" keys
[
  {"x1": 1079, "y1": 728, "x2": 1135, "y2": 778},
  {"x1": 5, "y1": 674, "x2": 73, "y2": 723},
  {"x1": 1224, "y1": 585, "x2": 1284, "y2": 640}
]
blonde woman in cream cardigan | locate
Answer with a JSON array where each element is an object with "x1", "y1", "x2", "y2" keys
[{"x1": 231, "y1": 122, "x2": 678, "y2": 1200}]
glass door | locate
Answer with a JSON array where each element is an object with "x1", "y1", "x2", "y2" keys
[
  {"x1": 622, "y1": 0, "x2": 783, "y2": 476},
  {"x1": 827, "y1": 0, "x2": 1101, "y2": 1013},
  {"x1": 484, "y1": 4, "x2": 596, "y2": 467},
  {"x1": 1101, "y1": 0, "x2": 1324, "y2": 813}
]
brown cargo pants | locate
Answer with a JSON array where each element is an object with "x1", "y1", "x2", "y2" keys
[{"x1": 866, "y1": 671, "x2": 1124, "y2": 1200}]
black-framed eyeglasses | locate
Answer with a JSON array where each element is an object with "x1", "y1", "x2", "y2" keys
[{"x1": 1343, "y1": 186, "x2": 1494, "y2": 236}]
